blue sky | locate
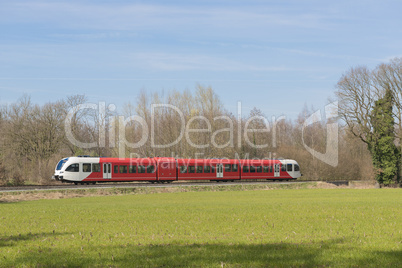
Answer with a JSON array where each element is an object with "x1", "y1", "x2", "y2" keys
[{"x1": 1, "y1": 0, "x2": 401, "y2": 118}]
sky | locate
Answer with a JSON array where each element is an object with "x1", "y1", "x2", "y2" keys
[{"x1": 1, "y1": 0, "x2": 401, "y2": 119}]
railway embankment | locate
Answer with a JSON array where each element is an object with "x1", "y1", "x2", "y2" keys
[{"x1": 0, "y1": 180, "x2": 377, "y2": 202}]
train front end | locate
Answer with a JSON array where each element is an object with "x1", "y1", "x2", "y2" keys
[
  {"x1": 52, "y1": 157, "x2": 69, "y2": 181},
  {"x1": 283, "y1": 159, "x2": 302, "y2": 179},
  {"x1": 53, "y1": 156, "x2": 99, "y2": 183}
]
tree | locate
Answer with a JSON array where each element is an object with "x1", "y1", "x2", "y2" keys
[{"x1": 371, "y1": 89, "x2": 400, "y2": 185}]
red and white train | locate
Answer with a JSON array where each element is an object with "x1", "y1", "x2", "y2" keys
[{"x1": 53, "y1": 156, "x2": 301, "y2": 184}]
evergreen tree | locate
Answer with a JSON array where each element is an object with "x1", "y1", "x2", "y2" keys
[{"x1": 370, "y1": 89, "x2": 400, "y2": 185}]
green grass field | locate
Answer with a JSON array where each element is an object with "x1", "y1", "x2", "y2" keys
[{"x1": 0, "y1": 188, "x2": 401, "y2": 267}]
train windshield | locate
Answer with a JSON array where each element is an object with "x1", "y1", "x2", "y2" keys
[{"x1": 56, "y1": 158, "x2": 69, "y2": 170}]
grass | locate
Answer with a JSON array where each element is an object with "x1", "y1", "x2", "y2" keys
[{"x1": 0, "y1": 188, "x2": 401, "y2": 267}]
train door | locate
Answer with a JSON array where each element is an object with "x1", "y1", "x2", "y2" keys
[
  {"x1": 103, "y1": 163, "x2": 112, "y2": 179},
  {"x1": 216, "y1": 164, "x2": 223, "y2": 178},
  {"x1": 157, "y1": 158, "x2": 176, "y2": 181},
  {"x1": 274, "y1": 164, "x2": 280, "y2": 177}
]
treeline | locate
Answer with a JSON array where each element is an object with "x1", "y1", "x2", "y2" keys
[{"x1": 0, "y1": 85, "x2": 373, "y2": 185}]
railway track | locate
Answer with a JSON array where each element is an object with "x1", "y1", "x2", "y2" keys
[{"x1": 0, "y1": 180, "x2": 315, "y2": 193}]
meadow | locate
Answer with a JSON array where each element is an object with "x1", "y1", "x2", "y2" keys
[{"x1": 0, "y1": 188, "x2": 401, "y2": 267}]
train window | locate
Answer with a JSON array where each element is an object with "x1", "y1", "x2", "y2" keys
[
  {"x1": 211, "y1": 166, "x2": 216, "y2": 173},
  {"x1": 147, "y1": 165, "x2": 155, "y2": 173},
  {"x1": 270, "y1": 166, "x2": 273, "y2": 173},
  {"x1": 243, "y1": 166, "x2": 249, "y2": 173},
  {"x1": 204, "y1": 166, "x2": 210, "y2": 173},
  {"x1": 250, "y1": 166, "x2": 256, "y2": 173},
  {"x1": 180, "y1": 166, "x2": 187, "y2": 173},
  {"x1": 83, "y1": 163, "x2": 91, "y2": 172},
  {"x1": 189, "y1": 166, "x2": 195, "y2": 173},
  {"x1": 281, "y1": 165, "x2": 286, "y2": 172},
  {"x1": 138, "y1": 165, "x2": 146, "y2": 173},
  {"x1": 114, "y1": 165, "x2": 118, "y2": 173},
  {"x1": 287, "y1": 164, "x2": 293, "y2": 172},
  {"x1": 256, "y1": 166, "x2": 262, "y2": 173},
  {"x1": 294, "y1": 164, "x2": 300, "y2": 171},
  {"x1": 120, "y1": 165, "x2": 128, "y2": 173},
  {"x1": 232, "y1": 164, "x2": 238, "y2": 172},
  {"x1": 56, "y1": 158, "x2": 68, "y2": 170},
  {"x1": 129, "y1": 165, "x2": 137, "y2": 173},
  {"x1": 196, "y1": 166, "x2": 203, "y2": 173},
  {"x1": 224, "y1": 164, "x2": 231, "y2": 172},
  {"x1": 263, "y1": 166, "x2": 269, "y2": 173},
  {"x1": 92, "y1": 163, "x2": 100, "y2": 172},
  {"x1": 65, "y1": 163, "x2": 79, "y2": 172}
]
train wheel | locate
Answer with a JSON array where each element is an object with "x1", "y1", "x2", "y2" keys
[{"x1": 74, "y1": 182, "x2": 78, "y2": 185}]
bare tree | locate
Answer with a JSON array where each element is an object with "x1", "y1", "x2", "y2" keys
[{"x1": 336, "y1": 66, "x2": 378, "y2": 145}]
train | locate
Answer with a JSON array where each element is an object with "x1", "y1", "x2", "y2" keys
[{"x1": 53, "y1": 156, "x2": 301, "y2": 185}]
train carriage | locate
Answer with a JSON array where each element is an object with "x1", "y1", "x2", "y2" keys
[{"x1": 53, "y1": 156, "x2": 301, "y2": 184}]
